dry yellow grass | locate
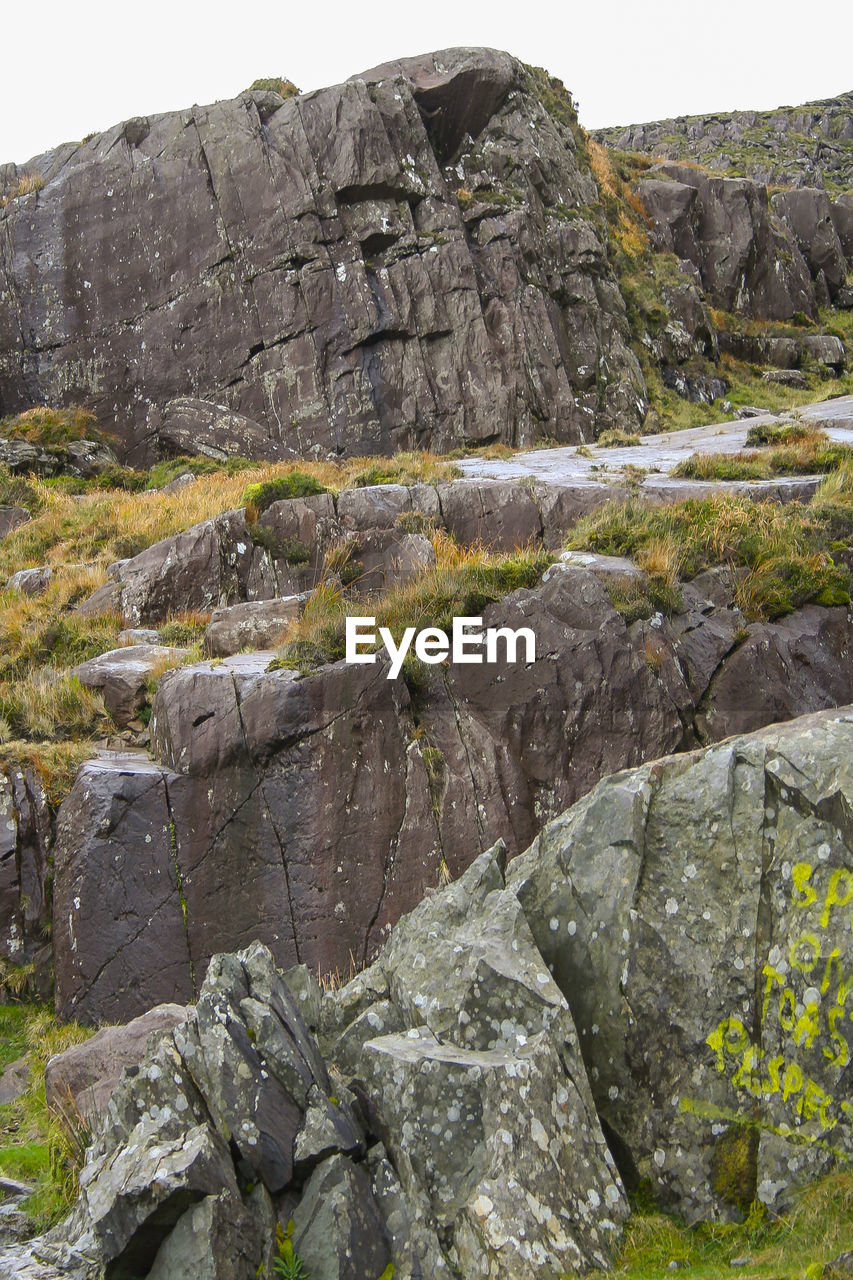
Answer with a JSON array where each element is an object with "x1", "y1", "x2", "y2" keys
[{"x1": 0, "y1": 173, "x2": 45, "y2": 206}]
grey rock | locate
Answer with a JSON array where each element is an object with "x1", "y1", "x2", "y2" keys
[
  {"x1": 6, "y1": 567, "x2": 51, "y2": 596},
  {"x1": 290, "y1": 1154, "x2": 393, "y2": 1280},
  {"x1": 203, "y1": 596, "x2": 305, "y2": 657},
  {"x1": 45, "y1": 1004, "x2": 191, "y2": 1129},
  {"x1": 637, "y1": 165, "x2": 816, "y2": 321},
  {"x1": 71, "y1": 644, "x2": 187, "y2": 727},
  {"x1": 772, "y1": 188, "x2": 848, "y2": 300},
  {"x1": 509, "y1": 705, "x2": 853, "y2": 1219},
  {"x1": 329, "y1": 847, "x2": 628, "y2": 1277},
  {"x1": 0, "y1": 49, "x2": 645, "y2": 461},
  {"x1": 801, "y1": 334, "x2": 847, "y2": 374},
  {"x1": 762, "y1": 369, "x2": 809, "y2": 388},
  {"x1": 0, "y1": 439, "x2": 118, "y2": 479},
  {"x1": 0, "y1": 1056, "x2": 30, "y2": 1106},
  {"x1": 0, "y1": 507, "x2": 30, "y2": 539},
  {"x1": 159, "y1": 397, "x2": 295, "y2": 462}
]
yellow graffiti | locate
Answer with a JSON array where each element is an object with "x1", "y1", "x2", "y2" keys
[{"x1": 704, "y1": 855, "x2": 853, "y2": 1136}]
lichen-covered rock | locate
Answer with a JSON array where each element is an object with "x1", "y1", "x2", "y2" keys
[
  {"x1": 325, "y1": 846, "x2": 629, "y2": 1277},
  {"x1": 45, "y1": 1004, "x2": 191, "y2": 1129},
  {"x1": 509, "y1": 705, "x2": 853, "y2": 1220}
]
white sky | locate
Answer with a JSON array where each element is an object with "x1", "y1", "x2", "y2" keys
[{"x1": 2, "y1": 0, "x2": 851, "y2": 166}]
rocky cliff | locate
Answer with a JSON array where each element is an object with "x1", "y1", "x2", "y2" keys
[{"x1": 0, "y1": 50, "x2": 646, "y2": 462}]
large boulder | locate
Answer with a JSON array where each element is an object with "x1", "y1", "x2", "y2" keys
[
  {"x1": 323, "y1": 844, "x2": 629, "y2": 1277},
  {"x1": 509, "y1": 705, "x2": 853, "y2": 1220},
  {"x1": 0, "y1": 49, "x2": 645, "y2": 461},
  {"x1": 772, "y1": 188, "x2": 849, "y2": 301},
  {"x1": 72, "y1": 644, "x2": 187, "y2": 726}
]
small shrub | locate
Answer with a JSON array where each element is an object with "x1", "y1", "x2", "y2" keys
[
  {"x1": 597, "y1": 428, "x2": 642, "y2": 448},
  {"x1": 247, "y1": 77, "x2": 299, "y2": 99},
  {"x1": 242, "y1": 472, "x2": 328, "y2": 521},
  {"x1": 395, "y1": 510, "x2": 437, "y2": 535}
]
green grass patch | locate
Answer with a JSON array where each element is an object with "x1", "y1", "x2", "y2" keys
[
  {"x1": 242, "y1": 472, "x2": 329, "y2": 521},
  {"x1": 0, "y1": 1003, "x2": 93, "y2": 1232},
  {"x1": 0, "y1": 406, "x2": 103, "y2": 448},
  {"x1": 609, "y1": 1170, "x2": 853, "y2": 1280},
  {"x1": 272, "y1": 541, "x2": 553, "y2": 676},
  {"x1": 567, "y1": 466, "x2": 852, "y2": 620},
  {"x1": 671, "y1": 432, "x2": 852, "y2": 481}
]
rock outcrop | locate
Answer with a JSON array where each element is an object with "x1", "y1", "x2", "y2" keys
[
  {"x1": 51, "y1": 562, "x2": 853, "y2": 1024},
  {"x1": 510, "y1": 705, "x2": 853, "y2": 1220},
  {"x1": 635, "y1": 164, "x2": 819, "y2": 321},
  {"x1": 5, "y1": 707, "x2": 853, "y2": 1277},
  {"x1": 0, "y1": 49, "x2": 645, "y2": 461},
  {"x1": 5, "y1": 892, "x2": 628, "y2": 1280}
]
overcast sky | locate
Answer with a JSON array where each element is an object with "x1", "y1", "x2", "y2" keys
[{"x1": 2, "y1": 0, "x2": 851, "y2": 165}]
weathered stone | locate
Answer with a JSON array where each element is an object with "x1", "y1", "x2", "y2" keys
[
  {"x1": 436, "y1": 480, "x2": 542, "y2": 550},
  {"x1": 6, "y1": 566, "x2": 51, "y2": 595},
  {"x1": 0, "y1": 49, "x2": 645, "y2": 461},
  {"x1": 637, "y1": 164, "x2": 816, "y2": 320},
  {"x1": 145, "y1": 1192, "x2": 261, "y2": 1280},
  {"x1": 509, "y1": 706, "x2": 853, "y2": 1219},
  {"x1": 159, "y1": 397, "x2": 294, "y2": 462},
  {"x1": 45, "y1": 1004, "x2": 191, "y2": 1128},
  {"x1": 801, "y1": 334, "x2": 847, "y2": 374},
  {"x1": 0, "y1": 507, "x2": 29, "y2": 539},
  {"x1": 762, "y1": 369, "x2": 809, "y2": 388},
  {"x1": 0, "y1": 1056, "x2": 30, "y2": 1106},
  {"x1": 0, "y1": 765, "x2": 53, "y2": 982},
  {"x1": 72, "y1": 644, "x2": 187, "y2": 727},
  {"x1": 52, "y1": 755, "x2": 194, "y2": 1023},
  {"x1": 772, "y1": 188, "x2": 848, "y2": 300},
  {"x1": 328, "y1": 847, "x2": 628, "y2": 1277},
  {"x1": 0, "y1": 438, "x2": 118, "y2": 478},
  {"x1": 112, "y1": 510, "x2": 254, "y2": 626},
  {"x1": 697, "y1": 605, "x2": 853, "y2": 743},
  {"x1": 290, "y1": 1154, "x2": 393, "y2": 1280},
  {"x1": 54, "y1": 566, "x2": 853, "y2": 1017},
  {"x1": 203, "y1": 597, "x2": 305, "y2": 657}
]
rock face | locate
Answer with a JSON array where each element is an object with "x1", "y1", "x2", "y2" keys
[
  {"x1": 635, "y1": 164, "x2": 818, "y2": 321},
  {"x1": 0, "y1": 762, "x2": 53, "y2": 993},
  {"x1": 7, "y1": 709, "x2": 853, "y2": 1276},
  {"x1": 51, "y1": 562, "x2": 853, "y2": 1024},
  {"x1": 509, "y1": 706, "x2": 853, "y2": 1220},
  {"x1": 0, "y1": 48, "x2": 645, "y2": 461}
]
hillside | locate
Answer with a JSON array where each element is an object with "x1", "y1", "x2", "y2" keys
[{"x1": 593, "y1": 89, "x2": 853, "y2": 192}]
